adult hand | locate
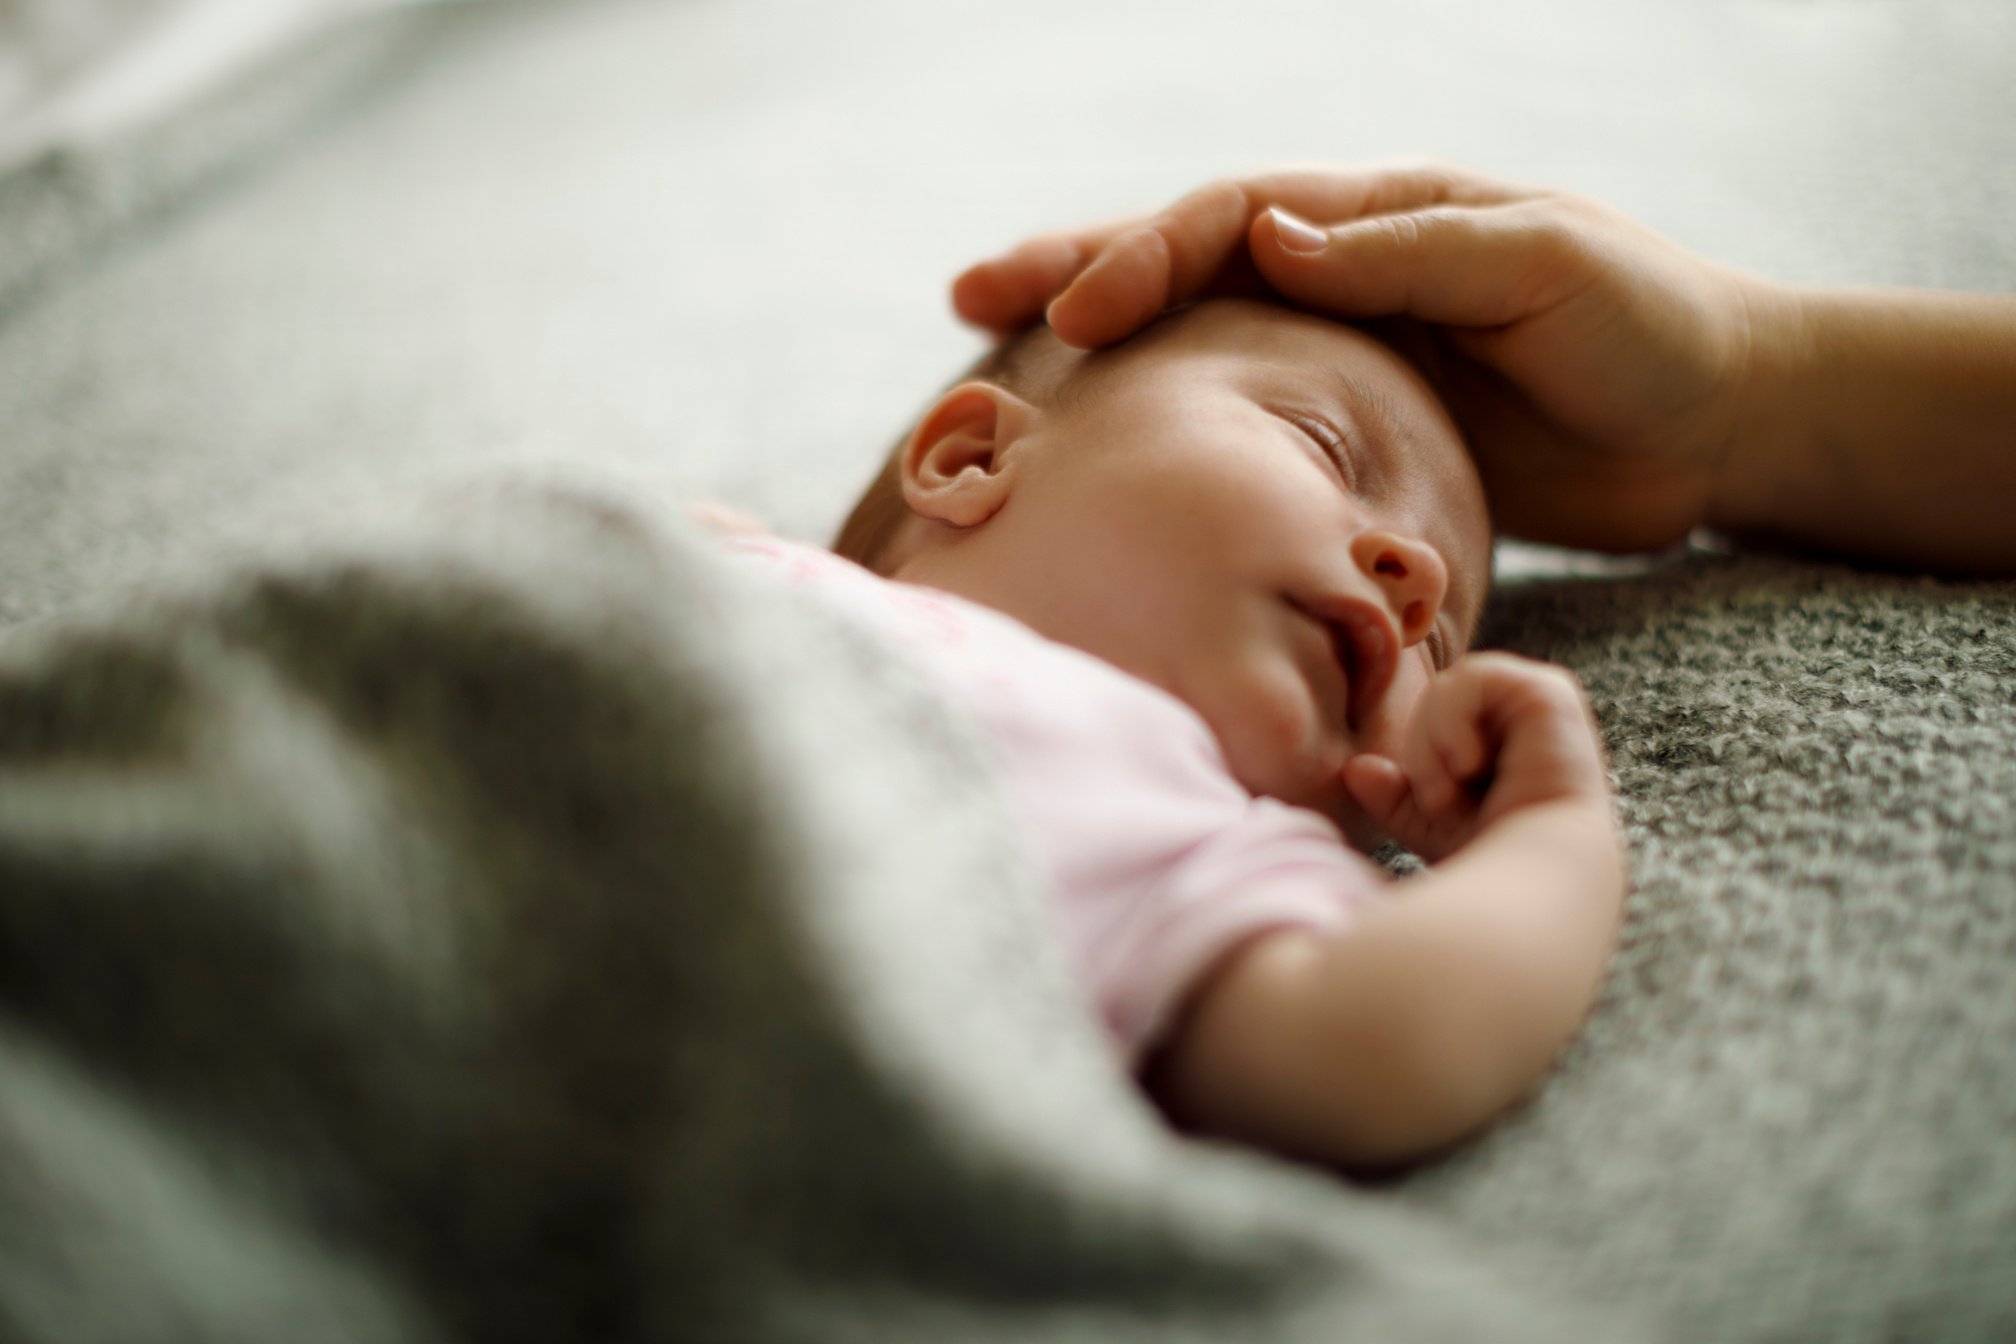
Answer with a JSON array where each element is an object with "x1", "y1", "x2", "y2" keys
[{"x1": 952, "y1": 162, "x2": 1766, "y2": 553}]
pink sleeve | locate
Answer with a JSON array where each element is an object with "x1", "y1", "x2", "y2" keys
[
  {"x1": 1096, "y1": 799, "x2": 1387, "y2": 1067},
  {"x1": 718, "y1": 535, "x2": 1388, "y2": 1070}
]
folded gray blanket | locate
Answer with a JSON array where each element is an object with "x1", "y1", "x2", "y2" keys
[{"x1": 0, "y1": 479, "x2": 1634, "y2": 1343}]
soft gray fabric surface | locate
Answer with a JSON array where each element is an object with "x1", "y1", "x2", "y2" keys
[
  {"x1": 0, "y1": 3, "x2": 470, "y2": 319},
  {"x1": 4, "y1": 0, "x2": 2014, "y2": 616},
  {"x1": 1, "y1": 1, "x2": 2013, "y2": 1339},
  {"x1": 1436, "y1": 557, "x2": 2016, "y2": 1339},
  {"x1": 0, "y1": 476, "x2": 1629, "y2": 1343}
]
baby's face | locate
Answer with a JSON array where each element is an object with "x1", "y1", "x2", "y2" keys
[{"x1": 956, "y1": 299, "x2": 1490, "y2": 844}]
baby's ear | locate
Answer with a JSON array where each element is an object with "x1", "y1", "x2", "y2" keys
[{"x1": 900, "y1": 381, "x2": 1035, "y2": 528}]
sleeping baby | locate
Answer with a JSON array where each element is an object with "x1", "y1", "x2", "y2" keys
[{"x1": 711, "y1": 297, "x2": 1626, "y2": 1175}]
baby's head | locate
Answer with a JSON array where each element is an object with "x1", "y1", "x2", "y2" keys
[{"x1": 837, "y1": 298, "x2": 1491, "y2": 848}]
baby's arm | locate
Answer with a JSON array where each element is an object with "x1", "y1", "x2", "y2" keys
[{"x1": 1142, "y1": 655, "x2": 1625, "y2": 1174}]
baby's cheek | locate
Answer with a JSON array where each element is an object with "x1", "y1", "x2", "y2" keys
[{"x1": 1220, "y1": 651, "x2": 1328, "y2": 798}]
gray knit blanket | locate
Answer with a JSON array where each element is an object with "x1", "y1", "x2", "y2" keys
[{"x1": 2, "y1": 3, "x2": 2012, "y2": 1340}]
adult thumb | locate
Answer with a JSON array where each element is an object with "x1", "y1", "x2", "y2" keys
[{"x1": 1252, "y1": 203, "x2": 1576, "y2": 329}]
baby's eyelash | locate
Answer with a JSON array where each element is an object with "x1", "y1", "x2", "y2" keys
[
  {"x1": 1427, "y1": 622, "x2": 1452, "y2": 671},
  {"x1": 1282, "y1": 411, "x2": 1357, "y2": 490}
]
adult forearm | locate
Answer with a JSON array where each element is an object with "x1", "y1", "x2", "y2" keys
[{"x1": 1714, "y1": 286, "x2": 2016, "y2": 575}]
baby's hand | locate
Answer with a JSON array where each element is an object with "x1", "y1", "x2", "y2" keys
[{"x1": 1342, "y1": 653, "x2": 1611, "y2": 862}]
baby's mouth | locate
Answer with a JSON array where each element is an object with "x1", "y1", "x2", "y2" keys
[{"x1": 1295, "y1": 594, "x2": 1400, "y2": 737}]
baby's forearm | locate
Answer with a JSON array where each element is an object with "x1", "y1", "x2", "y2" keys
[
  {"x1": 1323, "y1": 799, "x2": 1625, "y2": 1164},
  {"x1": 1141, "y1": 796, "x2": 1625, "y2": 1174}
]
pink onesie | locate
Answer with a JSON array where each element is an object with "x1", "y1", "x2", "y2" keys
[{"x1": 723, "y1": 535, "x2": 1386, "y2": 1069}]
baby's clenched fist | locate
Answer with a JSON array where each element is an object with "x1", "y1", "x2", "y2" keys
[{"x1": 1342, "y1": 653, "x2": 1612, "y2": 862}]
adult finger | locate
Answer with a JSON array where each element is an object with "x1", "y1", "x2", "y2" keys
[
  {"x1": 954, "y1": 179, "x2": 1251, "y2": 343},
  {"x1": 1047, "y1": 162, "x2": 1532, "y2": 347},
  {"x1": 954, "y1": 161, "x2": 1530, "y2": 343},
  {"x1": 1040, "y1": 178, "x2": 1250, "y2": 346},
  {"x1": 1249, "y1": 196, "x2": 1597, "y2": 329},
  {"x1": 952, "y1": 227, "x2": 1125, "y2": 333}
]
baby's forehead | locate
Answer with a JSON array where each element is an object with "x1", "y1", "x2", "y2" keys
[
  {"x1": 1119, "y1": 303, "x2": 1436, "y2": 433},
  {"x1": 1149, "y1": 303, "x2": 1456, "y2": 470},
  {"x1": 1150, "y1": 299, "x2": 1401, "y2": 374}
]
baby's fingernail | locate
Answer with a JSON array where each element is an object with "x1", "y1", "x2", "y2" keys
[{"x1": 1267, "y1": 206, "x2": 1329, "y2": 255}]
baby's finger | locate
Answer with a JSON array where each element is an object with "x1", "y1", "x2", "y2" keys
[
  {"x1": 1398, "y1": 669, "x2": 1487, "y2": 815},
  {"x1": 1341, "y1": 753, "x2": 1410, "y2": 828},
  {"x1": 1399, "y1": 719, "x2": 1463, "y2": 818},
  {"x1": 1426, "y1": 675, "x2": 1494, "y2": 784}
]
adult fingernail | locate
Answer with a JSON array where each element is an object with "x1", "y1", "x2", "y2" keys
[
  {"x1": 1044, "y1": 286, "x2": 1073, "y2": 328},
  {"x1": 1268, "y1": 206, "x2": 1329, "y2": 255}
]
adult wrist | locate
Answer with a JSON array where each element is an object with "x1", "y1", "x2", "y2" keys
[{"x1": 1705, "y1": 275, "x2": 1815, "y2": 544}]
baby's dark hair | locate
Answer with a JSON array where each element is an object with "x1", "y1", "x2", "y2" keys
[{"x1": 833, "y1": 324, "x2": 1083, "y2": 574}]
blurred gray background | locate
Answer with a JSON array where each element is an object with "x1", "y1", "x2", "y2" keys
[{"x1": 1, "y1": 0, "x2": 2012, "y2": 620}]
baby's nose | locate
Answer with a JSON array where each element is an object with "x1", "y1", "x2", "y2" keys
[{"x1": 1350, "y1": 530, "x2": 1448, "y2": 648}]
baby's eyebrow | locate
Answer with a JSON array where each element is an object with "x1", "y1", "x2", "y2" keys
[{"x1": 1318, "y1": 368, "x2": 1410, "y2": 468}]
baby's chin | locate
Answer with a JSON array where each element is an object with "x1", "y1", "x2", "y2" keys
[
  {"x1": 1205, "y1": 676, "x2": 1406, "y2": 855},
  {"x1": 1224, "y1": 743, "x2": 1389, "y2": 855}
]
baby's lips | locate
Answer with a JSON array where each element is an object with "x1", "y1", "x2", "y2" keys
[{"x1": 1311, "y1": 596, "x2": 1400, "y2": 733}]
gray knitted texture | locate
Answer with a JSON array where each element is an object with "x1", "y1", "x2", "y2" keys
[{"x1": 1410, "y1": 557, "x2": 2016, "y2": 1343}]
